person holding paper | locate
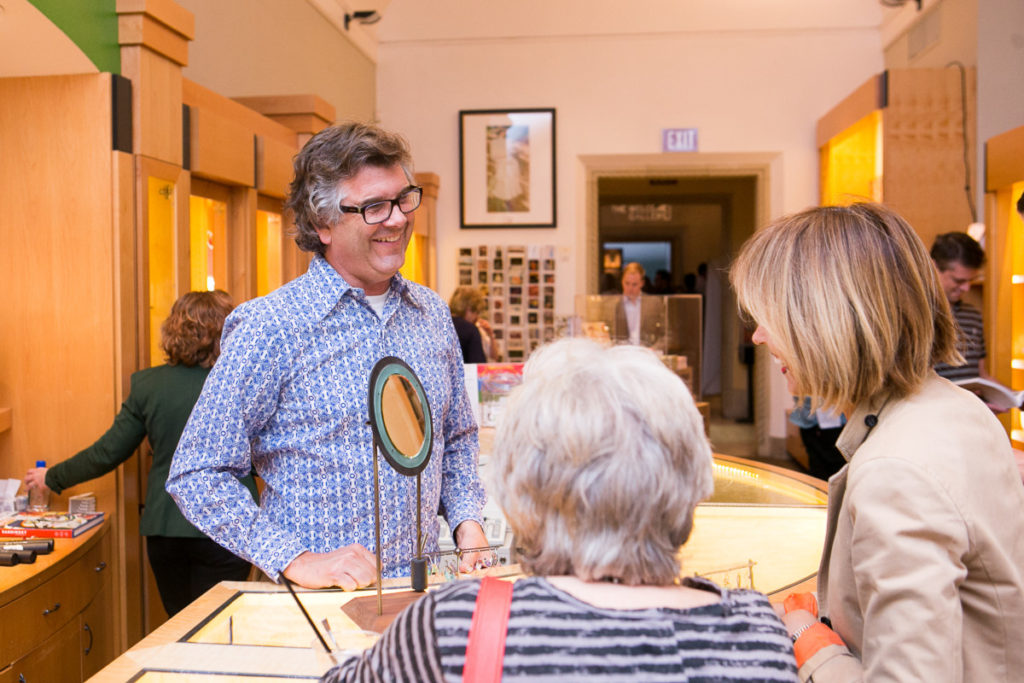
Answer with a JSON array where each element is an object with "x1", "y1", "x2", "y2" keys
[{"x1": 930, "y1": 231, "x2": 1022, "y2": 411}]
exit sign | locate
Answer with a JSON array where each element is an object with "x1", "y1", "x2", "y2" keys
[{"x1": 663, "y1": 128, "x2": 698, "y2": 152}]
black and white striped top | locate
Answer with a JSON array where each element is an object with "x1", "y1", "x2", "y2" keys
[
  {"x1": 322, "y1": 576, "x2": 798, "y2": 682},
  {"x1": 935, "y1": 301, "x2": 987, "y2": 381}
]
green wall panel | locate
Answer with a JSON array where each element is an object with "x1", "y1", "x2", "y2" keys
[{"x1": 30, "y1": 0, "x2": 120, "y2": 74}]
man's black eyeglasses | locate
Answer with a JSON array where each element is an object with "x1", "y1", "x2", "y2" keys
[{"x1": 338, "y1": 186, "x2": 422, "y2": 225}]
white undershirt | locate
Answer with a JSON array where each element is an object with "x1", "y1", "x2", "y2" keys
[{"x1": 366, "y1": 292, "x2": 388, "y2": 317}]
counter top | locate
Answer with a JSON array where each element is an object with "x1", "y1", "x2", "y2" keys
[{"x1": 88, "y1": 455, "x2": 827, "y2": 680}]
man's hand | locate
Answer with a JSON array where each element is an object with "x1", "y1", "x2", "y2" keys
[
  {"x1": 24, "y1": 467, "x2": 50, "y2": 495},
  {"x1": 454, "y1": 520, "x2": 493, "y2": 573},
  {"x1": 282, "y1": 544, "x2": 377, "y2": 590}
]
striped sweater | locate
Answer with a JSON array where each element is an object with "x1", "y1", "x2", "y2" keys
[
  {"x1": 935, "y1": 301, "x2": 986, "y2": 381},
  {"x1": 322, "y1": 576, "x2": 797, "y2": 682}
]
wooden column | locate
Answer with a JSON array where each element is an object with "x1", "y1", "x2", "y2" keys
[
  {"x1": 117, "y1": 0, "x2": 195, "y2": 646},
  {"x1": 232, "y1": 95, "x2": 338, "y2": 283},
  {"x1": 117, "y1": 0, "x2": 194, "y2": 164}
]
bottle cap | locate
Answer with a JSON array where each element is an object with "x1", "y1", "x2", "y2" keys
[{"x1": 35, "y1": 460, "x2": 46, "y2": 467}]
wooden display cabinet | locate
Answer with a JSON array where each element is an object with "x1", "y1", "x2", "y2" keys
[
  {"x1": 0, "y1": 526, "x2": 114, "y2": 683},
  {"x1": 817, "y1": 67, "x2": 978, "y2": 248},
  {"x1": 0, "y1": 71, "x2": 131, "y2": 666},
  {"x1": 983, "y1": 125, "x2": 1024, "y2": 445},
  {"x1": 400, "y1": 173, "x2": 439, "y2": 290}
]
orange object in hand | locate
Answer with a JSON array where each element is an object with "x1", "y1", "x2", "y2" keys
[
  {"x1": 783, "y1": 592, "x2": 818, "y2": 618},
  {"x1": 793, "y1": 623, "x2": 845, "y2": 668}
]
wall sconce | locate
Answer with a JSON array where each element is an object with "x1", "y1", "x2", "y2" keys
[{"x1": 345, "y1": 10, "x2": 381, "y2": 30}]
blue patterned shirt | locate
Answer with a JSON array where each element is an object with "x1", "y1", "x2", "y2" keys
[{"x1": 167, "y1": 255, "x2": 485, "y2": 580}]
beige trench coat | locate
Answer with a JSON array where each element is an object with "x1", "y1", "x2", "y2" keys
[{"x1": 800, "y1": 374, "x2": 1024, "y2": 682}]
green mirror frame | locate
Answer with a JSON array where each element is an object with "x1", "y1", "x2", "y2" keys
[{"x1": 368, "y1": 356, "x2": 433, "y2": 477}]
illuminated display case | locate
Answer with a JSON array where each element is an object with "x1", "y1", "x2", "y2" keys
[
  {"x1": 817, "y1": 68, "x2": 977, "y2": 248},
  {"x1": 89, "y1": 455, "x2": 826, "y2": 681},
  {"x1": 984, "y1": 125, "x2": 1024, "y2": 445},
  {"x1": 575, "y1": 294, "x2": 703, "y2": 397},
  {"x1": 399, "y1": 173, "x2": 439, "y2": 290}
]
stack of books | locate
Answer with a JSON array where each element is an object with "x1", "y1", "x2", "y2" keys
[{"x1": 0, "y1": 511, "x2": 104, "y2": 538}]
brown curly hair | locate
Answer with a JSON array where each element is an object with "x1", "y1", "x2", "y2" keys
[{"x1": 161, "y1": 290, "x2": 234, "y2": 368}]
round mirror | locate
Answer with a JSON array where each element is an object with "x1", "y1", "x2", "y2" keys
[{"x1": 368, "y1": 357, "x2": 433, "y2": 476}]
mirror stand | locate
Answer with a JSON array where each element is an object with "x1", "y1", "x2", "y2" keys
[
  {"x1": 373, "y1": 441, "x2": 383, "y2": 615},
  {"x1": 410, "y1": 474, "x2": 427, "y2": 592}
]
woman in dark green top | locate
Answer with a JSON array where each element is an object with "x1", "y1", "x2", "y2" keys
[{"x1": 24, "y1": 290, "x2": 258, "y2": 616}]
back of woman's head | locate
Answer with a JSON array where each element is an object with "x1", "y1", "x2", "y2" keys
[
  {"x1": 491, "y1": 338, "x2": 713, "y2": 585},
  {"x1": 729, "y1": 203, "x2": 960, "y2": 409},
  {"x1": 448, "y1": 285, "x2": 485, "y2": 318},
  {"x1": 161, "y1": 290, "x2": 234, "y2": 368}
]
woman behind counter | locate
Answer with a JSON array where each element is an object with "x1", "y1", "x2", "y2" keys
[
  {"x1": 730, "y1": 203, "x2": 1024, "y2": 681},
  {"x1": 24, "y1": 290, "x2": 258, "y2": 617},
  {"x1": 323, "y1": 338, "x2": 797, "y2": 682}
]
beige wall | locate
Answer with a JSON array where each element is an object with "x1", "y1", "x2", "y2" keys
[
  {"x1": 375, "y1": 2, "x2": 884, "y2": 320},
  {"x1": 178, "y1": 0, "x2": 375, "y2": 123},
  {"x1": 375, "y1": 1, "x2": 883, "y2": 446}
]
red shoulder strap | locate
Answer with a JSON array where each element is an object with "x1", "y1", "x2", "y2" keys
[{"x1": 463, "y1": 576, "x2": 514, "y2": 682}]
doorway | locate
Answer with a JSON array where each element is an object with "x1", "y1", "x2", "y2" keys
[{"x1": 581, "y1": 152, "x2": 781, "y2": 456}]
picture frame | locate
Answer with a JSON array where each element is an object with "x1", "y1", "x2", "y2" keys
[{"x1": 459, "y1": 108, "x2": 556, "y2": 228}]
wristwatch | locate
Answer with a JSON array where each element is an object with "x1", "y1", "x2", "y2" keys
[{"x1": 791, "y1": 622, "x2": 817, "y2": 643}]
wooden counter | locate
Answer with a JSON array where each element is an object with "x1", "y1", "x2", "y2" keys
[
  {"x1": 0, "y1": 523, "x2": 115, "y2": 682},
  {"x1": 87, "y1": 579, "x2": 427, "y2": 681}
]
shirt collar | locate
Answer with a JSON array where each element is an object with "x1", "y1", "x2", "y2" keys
[
  {"x1": 305, "y1": 254, "x2": 424, "y2": 322},
  {"x1": 835, "y1": 392, "x2": 890, "y2": 462}
]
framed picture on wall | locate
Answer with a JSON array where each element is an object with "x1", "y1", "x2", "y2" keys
[{"x1": 459, "y1": 108, "x2": 556, "y2": 228}]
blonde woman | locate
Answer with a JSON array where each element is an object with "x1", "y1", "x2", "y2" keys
[
  {"x1": 730, "y1": 203, "x2": 1024, "y2": 681},
  {"x1": 321, "y1": 338, "x2": 797, "y2": 682}
]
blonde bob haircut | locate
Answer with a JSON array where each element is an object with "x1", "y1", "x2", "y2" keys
[
  {"x1": 730, "y1": 203, "x2": 961, "y2": 411},
  {"x1": 491, "y1": 338, "x2": 713, "y2": 585}
]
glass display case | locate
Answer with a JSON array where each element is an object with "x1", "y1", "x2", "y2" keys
[
  {"x1": 574, "y1": 294, "x2": 703, "y2": 396},
  {"x1": 984, "y1": 123, "x2": 1024, "y2": 445},
  {"x1": 89, "y1": 456, "x2": 826, "y2": 681}
]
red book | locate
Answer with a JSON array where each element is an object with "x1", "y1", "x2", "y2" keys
[{"x1": 0, "y1": 511, "x2": 104, "y2": 538}]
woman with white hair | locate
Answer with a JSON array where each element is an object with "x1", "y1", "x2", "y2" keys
[
  {"x1": 322, "y1": 337, "x2": 797, "y2": 682},
  {"x1": 730, "y1": 203, "x2": 1024, "y2": 681}
]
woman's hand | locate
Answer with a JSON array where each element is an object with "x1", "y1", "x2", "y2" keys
[{"x1": 24, "y1": 467, "x2": 50, "y2": 494}]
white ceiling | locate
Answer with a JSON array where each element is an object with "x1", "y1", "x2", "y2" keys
[{"x1": 376, "y1": 0, "x2": 885, "y2": 44}]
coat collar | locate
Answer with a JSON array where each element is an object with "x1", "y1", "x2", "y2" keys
[{"x1": 835, "y1": 393, "x2": 891, "y2": 463}]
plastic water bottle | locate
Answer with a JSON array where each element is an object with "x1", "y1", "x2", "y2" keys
[{"x1": 28, "y1": 460, "x2": 49, "y2": 513}]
